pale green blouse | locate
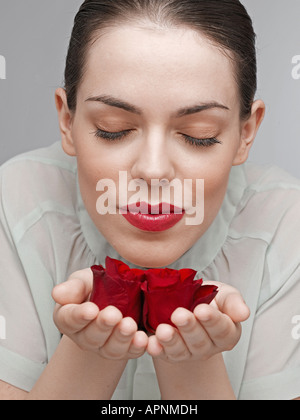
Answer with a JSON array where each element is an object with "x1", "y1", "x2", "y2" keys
[{"x1": 0, "y1": 142, "x2": 300, "y2": 400}]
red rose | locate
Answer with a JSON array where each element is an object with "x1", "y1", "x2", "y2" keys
[
  {"x1": 90, "y1": 258, "x2": 218, "y2": 334},
  {"x1": 90, "y1": 257, "x2": 145, "y2": 326},
  {"x1": 141, "y1": 268, "x2": 218, "y2": 333}
]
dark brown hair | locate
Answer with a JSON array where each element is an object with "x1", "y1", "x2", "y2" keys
[{"x1": 65, "y1": 0, "x2": 257, "y2": 119}]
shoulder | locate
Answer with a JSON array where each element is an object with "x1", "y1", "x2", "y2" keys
[
  {"x1": 229, "y1": 164, "x2": 300, "y2": 401},
  {"x1": 0, "y1": 142, "x2": 78, "y2": 220},
  {"x1": 230, "y1": 162, "x2": 300, "y2": 242},
  {"x1": 243, "y1": 161, "x2": 300, "y2": 196},
  {"x1": 0, "y1": 143, "x2": 90, "y2": 283},
  {"x1": 229, "y1": 162, "x2": 300, "y2": 292},
  {"x1": 0, "y1": 141, "x2": 77, "y2": 185}
]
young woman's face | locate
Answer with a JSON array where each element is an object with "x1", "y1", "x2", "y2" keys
[{"x1": 57, "y1": 23, "x2": 264, "y2": 267}]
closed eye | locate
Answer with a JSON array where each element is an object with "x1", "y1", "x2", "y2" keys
[
  {"x1": 181, "y1": 134, "x2": 222, "y2": 147},
  {"x1": 93, "y1": 128, "x2": 222, "y2": 147},
  {"x1": 94, "y1": 128, "x2": 133, "y2": 141}
]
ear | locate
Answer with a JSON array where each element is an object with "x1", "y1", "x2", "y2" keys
[
  {"x1": 233, "y1": 100, "x2": 265, "y2": 166},
  {"x1": 55, "y1": 88, "x2": 76, "y2": 157}
]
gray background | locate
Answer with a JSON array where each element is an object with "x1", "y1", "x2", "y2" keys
[{"x1": 0, "y1": 0, "x2": 300, "y2": 177}]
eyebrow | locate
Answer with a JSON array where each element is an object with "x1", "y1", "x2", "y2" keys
[
  {"x1": 176, "y1": 102, "x2": 230, "y2": 117},
  {"x1": 85, "y1": 95, "x2": 230, "y2": 117},
  {"x1": 86, "y1": 95, "x2": 142, "y2": 115}
]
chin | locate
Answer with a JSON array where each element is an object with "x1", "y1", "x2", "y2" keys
[
  {"x1": 117, "y1": 247, "x2": 182, "y2": 269},
  {"x1": 104, "y1": 217, "x2": 197, "y2": 268}
]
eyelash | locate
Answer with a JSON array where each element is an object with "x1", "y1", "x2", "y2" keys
[
  {"x1": 94, "y1": 128, "x2": 132, "y2": 141},
  {"x1": 181, "y1": 134, "x2": 222, "y2": 148},
  {"x1": 94, "y1": 128, "x2": 222, "y2": 148}
]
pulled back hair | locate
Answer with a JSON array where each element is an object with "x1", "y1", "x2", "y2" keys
[{"x1": 65, "y1": 0, "x2": 257, "y2": 119}]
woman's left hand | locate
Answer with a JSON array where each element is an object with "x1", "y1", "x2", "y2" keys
[{"x1": 147, "y1": 282, "x2": 250, "y2": 363}]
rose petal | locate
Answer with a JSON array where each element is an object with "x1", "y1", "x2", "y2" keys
[
  {"x1": 90, "y1": 258, "x2": 218, "y2": 333},
  {"x1": 90, "y1": 262, "x2": 143, "y2": 326},
  {"x1": 106, "y1": 257, "x2": 145, "y2": 283},
  {"x1": 191, "y1": 284, "x2": 219, "y2": 310},
  {"x1": 142, "y1": 278, "x2": 218, "y2": 333},
  {"x1": 142, "y1": 281, "x2": 195, "y2": 333},
  {"x1": 146, "y1": 268, "x2": 177, "y2": 289},
  {"x1": 90, "y1": 265, "x2": 128, "y2": 313},
  {"x1": 179, "y1": 268, "x2": 199, "y2": 284},
  {"x1": 146, "y1": 267, "x2": 197, "y2": 290}
]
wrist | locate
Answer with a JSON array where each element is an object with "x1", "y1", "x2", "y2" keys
[
  {"x1": 153, "y1": 353, "x2": 236, "y2": 400},
  {"x1": 28, "y1": 335, "x2": 128, "y2": 400}
]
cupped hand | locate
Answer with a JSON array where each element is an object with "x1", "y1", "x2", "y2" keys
[
  {"x1": 147, "y1": 281, "x2": 250, "y2": 363},
  {"x1": 52, "y1": 268, "x2": 148, "y2": 361}
]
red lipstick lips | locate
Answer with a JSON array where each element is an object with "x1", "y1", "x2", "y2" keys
[{"x1": 121, "y1": 202, "x2": 185, "y2": 232}]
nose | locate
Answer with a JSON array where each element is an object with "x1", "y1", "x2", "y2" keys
[{"x1": 130, "y1": 128, "x2": 176, "y2": 184}]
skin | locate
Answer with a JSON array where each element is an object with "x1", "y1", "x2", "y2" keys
[
  {"x1": 55, "y1": 23, "x2": 265, "y2": 269},
  {"x1": 51, "y1": 270, "x2": 250, "y2": 362},
  {"x1": 0, "y1": 22, "x2": 266, "y2": 399},
  {"x1": 53, "y1": 23, "x2": 261, "y2": 393}
]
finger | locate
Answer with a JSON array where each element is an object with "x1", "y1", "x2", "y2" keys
[
  {"x1": 128, "y1": 330, "x2": 148, "y2": 359},
  {"x1": 53, "y1": 302, "x2": 99, "y2": 335},
  {"x1": 154, "y1": 324, "x2": 191, "y2": 362},
  {"x1": 52, "y1": 268, "x2": 93, "y2": 305},
  {"x1": 171, "y1": 308, "x2": 212, "y2": 356},
  {"x1": 99, "y1": 317, "x2": 138, "y2": 360},
  {"x1": 204, "y1": 281, "x2": 250, "y2": 323},
  {"x1": 221, "y1": 292, "x2": 250, "y2": 324},
  {"x1": 194, "y1": 304, "x2": 241, "y2": 351},
  {"x1": 75, "y1": 306, "x2": 123, "y2": 350},
  {"x1": 147, "y1": 335, "x2": 164, "y2": 358}
]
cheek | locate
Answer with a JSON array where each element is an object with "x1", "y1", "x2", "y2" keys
[
  {"x1": 76, "y1": 159, "x2": 99, "y2": 221},
  {"x1": 75, "y1": 145, "x2": 127, "y2": 225},
  {"x1": 73, "y1": 141, "x2": 108, "y2": 215},
  {"x1": 186, "y1": 149, "x2": 237, "y2": 216},
  {"x1": 204, "y1": 167, "x2": 231, "y2": 203},
  {"x1": 72, "y1": 130, "x2": 116, "y2": 190},
  {"x1": 76, "y1": 154, "x2": 101, "y2": 196}
]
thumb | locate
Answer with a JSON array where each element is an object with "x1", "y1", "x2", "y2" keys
[
  {"x1": 221, "y1": 291, "x2": 250, "y2": 324},
  {"x1": 52, "y1": 268, "x2": 93, "y2": 305},
  {"x1": 204, "y1": 281, "x2": 250, "y2": 324}
]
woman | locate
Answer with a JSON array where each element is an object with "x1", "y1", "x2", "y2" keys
[{"x1": 0, "y1": 0, "x2": 299, "y2": 400}]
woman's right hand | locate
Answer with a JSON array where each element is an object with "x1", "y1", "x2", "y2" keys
[{"x1": 52, "y1": 268, "x2": 148, "y2": 361}]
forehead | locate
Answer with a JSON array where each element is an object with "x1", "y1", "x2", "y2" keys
[{"x1": 79, "y1": 23, "x2": 239, "y2": 111}]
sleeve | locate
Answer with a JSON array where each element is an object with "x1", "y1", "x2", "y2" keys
[
  {"x1": 239, "y1": 194, "x2": 300, "y2": 400},
  {"x1": 0, "y1": 166, "x2": 48, "y2": 392}
]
